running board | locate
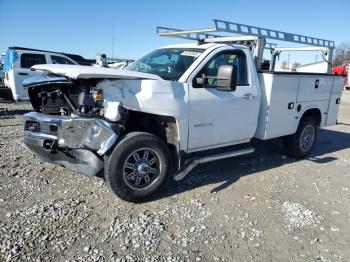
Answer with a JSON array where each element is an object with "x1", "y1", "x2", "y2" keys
[{"x1": 174, "y1": 147, "x2": 255, "y2": 181}]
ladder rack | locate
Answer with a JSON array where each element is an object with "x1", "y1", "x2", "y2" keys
[
  {"x1": 157, "y1": 19, "x2": 335, "y2": 49},
  {"x1": 213, "y1": 19, "x2": 335, "y2": 48},
  {"x1": 156, "y1": 19, "x2": 335, "y2": 73}
]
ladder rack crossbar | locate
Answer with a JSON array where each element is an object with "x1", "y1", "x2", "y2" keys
[
  {"x1": 202, "y1": 35, "x2": 276, "y2": 49},
  {"x1": 213, "y1": 19, "x2": 335, "y2": 48},
  {"x1": 157, "y1": 27, "x2": 221, "y2": 41}
]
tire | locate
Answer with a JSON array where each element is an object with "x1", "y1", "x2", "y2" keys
[
  {"x1": 0, "y1": 87, "x2": 14, "y2": 101},
  {"x1": 105, "y1": 132, "x2": 171, "y2": 202},
  {"x1": 283, "y1": 116, "x2": 318, "y2": 158}
]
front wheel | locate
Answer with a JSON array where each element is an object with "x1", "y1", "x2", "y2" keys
[
  {"x1": 105, "y1": 132, "x2": 171, "y2": 202},
  {"x1": 283, "y1": 116, "x2": 318, "y2": 158}
]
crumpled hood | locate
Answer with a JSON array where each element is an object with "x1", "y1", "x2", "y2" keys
[
  {"x1": 97, "y1": 79, "x2": 187, "y2": 122},
  {"x1": 31, "y1": 64, "x2": 162, "y2": 80}
]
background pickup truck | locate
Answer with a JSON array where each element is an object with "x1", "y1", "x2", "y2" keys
[
  {"x1": 1, "y1": 47, "x2": 89, "y2": 101},
  {"x1": 22, "y1": 20, "x2": 343, "y2": 202}
]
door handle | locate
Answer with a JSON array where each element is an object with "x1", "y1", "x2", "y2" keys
[
  {"x1": 18, "y1": 72, "x2": 29, "y2": 76},
  {"x1": 242, "y1": 93, "x2": 255, "y2": 100},
  {"x1": 315, "y1": 79, "x2": 319, "y2": 89}
]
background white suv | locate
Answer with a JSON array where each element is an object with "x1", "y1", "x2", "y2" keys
[{"x1": 2, "y1": 47, "x2": 90, "y2": 101}]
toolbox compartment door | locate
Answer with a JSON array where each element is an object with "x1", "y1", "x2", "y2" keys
[
  {"x1": 255, "y1": 73, "x2": 300, "y2": 140},
  {"x1": 297, "y1": 76, "x2": 333, "y2": 102},
  {"x1": 326, "y1": 77, "x2": 343, "y2": 126}
]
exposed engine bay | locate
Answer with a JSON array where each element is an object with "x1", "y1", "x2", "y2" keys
[{"x1": 27, "y1": 78, "x2": 105, "y2": 117}]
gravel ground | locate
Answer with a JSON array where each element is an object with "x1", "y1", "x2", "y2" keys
[{"x1": 0, "y1": 93, "x2": 350, "y2": 262}]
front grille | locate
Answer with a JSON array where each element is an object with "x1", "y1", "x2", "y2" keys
[
  {"x1": 24, "y1": 121, "x2": 41, "y2": 133},
  {"x1": 24, "y1": 120, "x2": 58, "y2": 135}
]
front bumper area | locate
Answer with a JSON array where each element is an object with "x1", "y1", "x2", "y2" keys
[{"x1": 22, "y1": 112, "x2": 119, "y2": 176}]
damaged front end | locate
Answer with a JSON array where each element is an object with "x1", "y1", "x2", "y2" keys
[
  {"x1": 22, "y1": 74, "x2": 121, "y2": 176},
  {"x1": 23, "y1": 112, "x2": 119, "y2": 176},
  {"x1": 22, "y1": 66, "x2": 183, "y2": 178}
]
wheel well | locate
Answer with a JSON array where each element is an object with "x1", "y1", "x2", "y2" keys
[
  {"x1": 302, "y1": 108, "x2": 321, "y2": 126},
  {"x1": 121, "y1": 110, "x2": 179, "y2": 167}
]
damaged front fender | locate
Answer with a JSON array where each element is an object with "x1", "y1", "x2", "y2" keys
[{"x1": 97, "y1": 79, "x2": 189, "y2": 151}]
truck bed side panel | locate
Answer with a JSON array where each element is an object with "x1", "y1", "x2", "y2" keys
[{"x1": 255, "y1": 72, "x2": 340, "y2": 141}]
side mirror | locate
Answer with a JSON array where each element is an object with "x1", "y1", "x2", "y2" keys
[
  {"x1": 194, "y1": 65, "x2": 237, "y2": 91},
  {"x1": 216, "y1": 65, "x2": 237, "y2": 91}
]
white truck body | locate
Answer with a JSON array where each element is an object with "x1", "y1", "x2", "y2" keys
[
  {"x1": 3, "y1": 48, "x2": 78, "y2": 100},
  {"x1": 21, "y1": 20, "x2": 344, "y2": 202},
  {"x1": 26, "y1": 44, "x2": 343, "y2": 153}
]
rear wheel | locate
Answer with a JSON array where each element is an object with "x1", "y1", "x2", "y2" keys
[
  {"x1": 283, "y1": 116, "x2": 318, "y2": 158},
  {"x1": 105, "y1": 132, "x2": 171, "y2": 202}
]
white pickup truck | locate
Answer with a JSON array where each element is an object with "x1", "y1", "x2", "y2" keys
[{"x1": 22, "y1": 20, "x2": 343, "y2": 202}]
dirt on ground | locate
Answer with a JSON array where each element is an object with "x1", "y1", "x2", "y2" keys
[{"x1": 0, "y1": 92, "x2": 349, "y2": 262}]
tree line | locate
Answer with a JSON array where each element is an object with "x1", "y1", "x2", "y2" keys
[{"x1": 333, "y1": 43, "x2": 350, "y2": 66}]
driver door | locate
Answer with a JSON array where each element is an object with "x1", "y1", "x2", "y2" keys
[{"x1": 187, "y1": 49, "x2": 260, "y2": 151}]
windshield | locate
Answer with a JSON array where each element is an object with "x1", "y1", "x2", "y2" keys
[{"x1": 126, "y1": 48, "x2": 203, "y2": 80}]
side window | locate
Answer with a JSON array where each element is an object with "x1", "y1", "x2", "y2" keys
[
  {"x1": 51, "y1": 55, "x2": 74, "y2": 65},
  {"x1": 21, "y1": 53, "x2": 46, "y2": 68},
  {"x1": 201, "y1": 51, "x2": 248, "y2": 86}
]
